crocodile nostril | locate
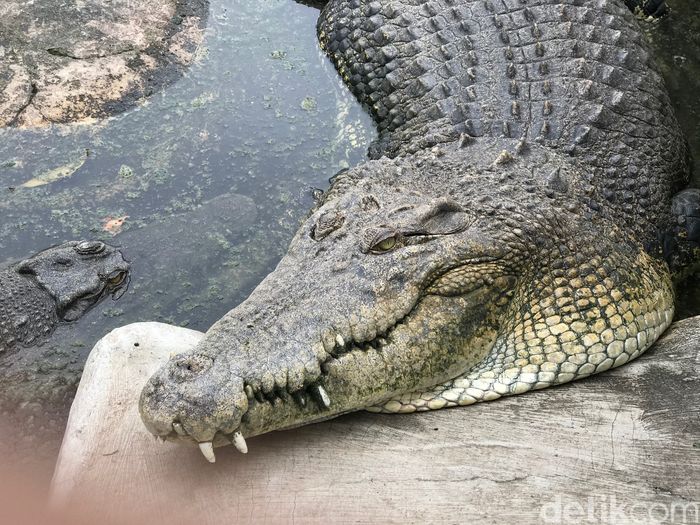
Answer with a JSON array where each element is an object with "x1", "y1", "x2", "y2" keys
[{"x1": 171, "y1": 354, "x2": 214, "y2": 381}]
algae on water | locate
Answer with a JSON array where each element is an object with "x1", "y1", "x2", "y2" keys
[{"x1": 19, "y1": 150, "x2": 89, "y2": 188}]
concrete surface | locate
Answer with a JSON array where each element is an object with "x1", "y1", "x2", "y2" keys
[{"x1": 49, "y1": 318, "x2": 700, "y2": 524}]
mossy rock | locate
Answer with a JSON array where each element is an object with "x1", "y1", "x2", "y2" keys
[{"x1": 0, "y1": 0, "x2": 209, "y2": 128}]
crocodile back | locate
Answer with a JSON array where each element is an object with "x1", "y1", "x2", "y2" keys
[
  {"x1": 318, "y1": 0, "x2": 688, "y2": 244},
  {"x1": 0, "y1": 269, "x2": 57, "y2": 350}
]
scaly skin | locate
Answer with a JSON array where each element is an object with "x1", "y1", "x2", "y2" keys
[
  {"x1": 0, "y1": 241, "x2": 130, "y2": 351},
  {"x1": 139, "y1": 0, "x2": 694, "y2": 459}
]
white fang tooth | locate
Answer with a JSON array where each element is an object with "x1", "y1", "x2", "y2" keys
[
  {"x1": 173, "y1": 422, "x2": 186, "y2": 436},
  {"x1": 317, "y1": 385, "x2": 331, "y2": 408},
  {"x1": 335, "y1": 334, "x2": 345, "y2": 347},
  {"x1": 245, "y1": 385, "x2": 254, "y2": 400},
  {"x1": 199, "y1": 442, "x2": 216, "y2": 463},
  {"x1": 232, "y1": 431, "x2": 248, "y2": 454}
]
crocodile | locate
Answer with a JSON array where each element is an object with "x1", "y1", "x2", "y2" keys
[
  {"x1": 140, "y1": 0, "x2": 699, "y2": 461},
  {"x1": 0, "y1": 241, "x2": 130, "y2": 352}
]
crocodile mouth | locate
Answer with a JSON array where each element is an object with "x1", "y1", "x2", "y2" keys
[
  {"x1": 160, "y1": 306, "x2": 414, "y2": 425},
  {"x1": 149, "y1": 296, "x2": 422, "y2": 461}
]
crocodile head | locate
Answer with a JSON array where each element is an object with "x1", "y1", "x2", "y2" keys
[
  {"x1": 16, "y1": 240, "x2": 130, "y2": 321},
  {"x1": 139, "y1": 149, "x2": 548, "y2": 457}
]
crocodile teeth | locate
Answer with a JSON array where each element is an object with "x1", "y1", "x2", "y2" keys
[
  {"x1": 335, "y1": 334, "x2": 345, "y2": 347},
  {"x1": 173, "y1": 422, "x2": 187, "y2": 436},
  {"x1": 232, "y1": 431, "x2": 248, "y2": 454},
  {"x1": 293, "y1": 391, "x2": 307, "y2": 408},
  {"x1": 312, "y1": 385, "x2": 331, "y2": 409},
  {"x1": 199, "y1": 442, "x2": 216, "y2": 463},
  {"x1": 244, "y1": 385, "x2": 255, "y2": 400}
]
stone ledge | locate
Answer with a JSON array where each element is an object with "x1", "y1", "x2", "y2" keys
[
  {"x1": 0, "y1": 0, "x2": 208, "y2": 128},
  {"x1": 49, "y1": 317, "x2": 700, "y2": 524}
]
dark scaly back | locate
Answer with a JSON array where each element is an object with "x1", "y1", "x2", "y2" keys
[
  {"x1": 0, "y1": 269, "x2": 57, "y2": 350},
  {"x1": 317, "y1": 0, "x2": 688, "y2": 248}
]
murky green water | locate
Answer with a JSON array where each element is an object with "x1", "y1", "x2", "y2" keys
[
  {"x1": 0, "y1": 0, "x2": 374, "y2": 445},
  {"x1": 0, "y1": 0, "x2": 697, "y2": 445},
  {"x1": 0, "y1": 1, "x2": 373, "y2": 331}
]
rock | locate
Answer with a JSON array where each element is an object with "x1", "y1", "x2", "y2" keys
[
  {"x1": 0, "y1": 0, "x2": 209, "y2": 128},
  {"x1": 51, "y1": 322, "x2": 204, "y2": 508},
  {"x1": 47, "y1": 317, "x2": 700, "y2": 523}
]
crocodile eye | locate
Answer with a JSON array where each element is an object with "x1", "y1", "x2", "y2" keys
[
  {"x1": 107, "y1": 271, "x2": 127, "y2": 286},
  {"x1": 362, "y1": 228, "x2": 403, "y2": 254},
  {"x1": 370, "y1": 234, "x2": 399, "y2": 254}
]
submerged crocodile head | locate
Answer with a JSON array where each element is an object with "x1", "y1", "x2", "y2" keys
[
  {"x1": 139, "y1": 147, "x2": 559, "y2": 452},
  {"x1": 16, "y1": 240, "x2": 130, "y2": 321}
]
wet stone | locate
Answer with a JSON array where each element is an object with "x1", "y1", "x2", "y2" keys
[{"x1": 0, "y1": 0, "x2": 209, "y2": 127}]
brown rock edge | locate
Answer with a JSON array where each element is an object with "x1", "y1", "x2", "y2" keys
[
  {"x1": 0, "y1": 0, "x2": 208, "y2": 128},
  {"x1": 48, "y1": 318, "x2": 699, "y2": 524}
]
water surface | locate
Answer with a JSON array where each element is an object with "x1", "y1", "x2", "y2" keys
[{"x1": 0, "y1": 0, "x2": 374, "y2": 459}]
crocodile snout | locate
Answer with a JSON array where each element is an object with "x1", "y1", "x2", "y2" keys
[
  {"x1": 170, "y1": 354, "x2": 214, "y2": 382},
  {"x1": 139, "y1": 352, "x2": 248, "y2": 462}
]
